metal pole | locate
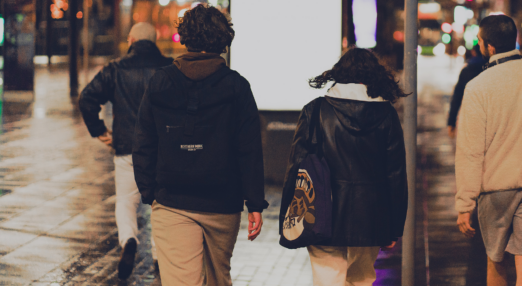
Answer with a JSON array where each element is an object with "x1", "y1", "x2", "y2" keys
[
  {"x1": 46, "y1": 0, "x2": 53, "y2": 64},
  {"x1": 402, "y1": 0, "x2": 418, "y2": 285},
  {"x1": 83, "y1": 0, "x2": 89, "y2": 84},
  {"x1": 69, "y1": 0, "x2": 79, "y2": 96}
]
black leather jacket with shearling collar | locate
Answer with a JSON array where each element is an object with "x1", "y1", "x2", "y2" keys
[{"x1": 280, "y1": 91, "x2": 408, "y2": 246}]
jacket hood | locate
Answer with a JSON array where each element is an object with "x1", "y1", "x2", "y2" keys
[
  {"x1": 173, "y1": 52, "x2": 227, "y2": 81},
  {"x1": 325, "y1": 83, "x2": 391, "y2": 133}
]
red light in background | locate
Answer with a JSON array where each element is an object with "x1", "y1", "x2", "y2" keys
[
  {"x1": 173, "y1": 33, "x2": 180, "y2": 42},
  {"x1": 393, "y1": 31, "x2": 404, "y2": 42},
  {"x1": 441, "y1": 23, "x2": 453, "y2": 33}
]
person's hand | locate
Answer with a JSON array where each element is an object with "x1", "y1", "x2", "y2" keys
[
  {"x1": 448, "y1": 126, "x2": 456, "y2": 139},
  {"x1": 248, "y1": 212, "x2": 263, "y2": 241},
  {"x1": 457, "y1": 212, "x2": 475, "y2": 238},
  {"x1": 98, "y1": 130, "x2": 113, "y2": 147},
  {"x1": 381, "y1": 241, "x2": 396, "y2": 251}
]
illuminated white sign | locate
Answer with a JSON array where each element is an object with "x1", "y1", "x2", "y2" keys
[{"x1": 231, "y1": 0, "x2": 342, "y2": 110}]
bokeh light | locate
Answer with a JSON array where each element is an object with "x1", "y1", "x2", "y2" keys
[
  {"x1": 441, "y1": 34, "x2": 451, "y2": 44},
  {"x1": 433, "y1": 43, "x2": 446, "y2": 56},
  {"x1": 457, "y1": 46, "x2": 467, "y2": 56},
  {"x1": 172, "y1": 33, "x2": 180, "y2": 42},
  {"x1": 441, "y1": 23, "x2": 452, "y2": 34}
]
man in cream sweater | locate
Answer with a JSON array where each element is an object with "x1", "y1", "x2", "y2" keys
[{"x1": 456, "y1": 15, "x2": 522, "y2": 286}]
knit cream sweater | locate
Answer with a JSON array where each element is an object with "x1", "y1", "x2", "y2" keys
[{"x1": 455, "y1": 49, "x2": 522, "y2": 213}]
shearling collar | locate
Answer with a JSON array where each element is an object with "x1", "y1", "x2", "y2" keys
[
  {"x1": 326, "y1": 83, "x2": 386, "y2": 102},
  {"x1": 489, "y1": 49, "x2": 521, "y2": 64}
]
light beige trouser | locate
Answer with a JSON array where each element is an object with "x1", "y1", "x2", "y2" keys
[
  {"x1": 151, "y1": 201, "x2": 241, "y2": 286},
  {"x1": 114, "y1": 155, "x2": 156, "y2": 259},
  {"x1": 307, "y1": 245, "x2": 381, "y2": 286}
]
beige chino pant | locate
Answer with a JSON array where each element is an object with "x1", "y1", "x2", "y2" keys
[
  {"x1": 307, "y1": 245, "x2": 380, "y2": 286},
  {"x1": 151, "y1": 201, "x2": 241, "y2": 286}
]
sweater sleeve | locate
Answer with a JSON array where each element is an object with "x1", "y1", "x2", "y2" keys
[
  {"x1": 455, "y1": 85, "x2": 486, "y2": 213},
  {"x1": 234, "y1": 78, "x2": 269, "y2": 213}
]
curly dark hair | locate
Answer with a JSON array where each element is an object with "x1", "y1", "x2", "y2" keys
[
  {"x1": 309, "y1": 47, "x2": 408, "y2": 103},
  {"x1": 177, "y1": 5, "x2": 234, "y2": 53}
]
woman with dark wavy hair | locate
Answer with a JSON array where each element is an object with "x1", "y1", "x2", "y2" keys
[
  {"x1": 279, "y1": 47, "x2": 409, "y2": 286},
  {"x1": 133, "y1": 4, "x2": 268, "y2": 286}
]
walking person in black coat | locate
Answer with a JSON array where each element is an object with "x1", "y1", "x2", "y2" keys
[
  {"x1": 280, "y1": 48, "x2": 409, "y2": 286},
  {"x1": 78, "y1": 22, "x2": 173, "y2": 279},
  {"x1": 132, "y1": 5, "x2": 268, "y2": 286}
]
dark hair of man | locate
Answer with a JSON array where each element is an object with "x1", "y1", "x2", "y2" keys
[
  {"x1": 479, "y1": 15, "x2": 518, "y2": 54},
  {"x1": 176, "y1": 5, "x2": 234, "y2": 53},
  {"x1": 309, "y1": 47, "x2": 408, "y2": 103}
]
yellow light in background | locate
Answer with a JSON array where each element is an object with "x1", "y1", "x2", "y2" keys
[{"x1": 76, "y1": 11, "x2": 83, "y2": 19}]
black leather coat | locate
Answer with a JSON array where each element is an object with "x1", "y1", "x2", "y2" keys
[
  {"x1": 280, "y1": 96, "x2": 408, "y2": 246},
  {"x1": 79, "y1": 40, "x2": 173, "y2": 155}
]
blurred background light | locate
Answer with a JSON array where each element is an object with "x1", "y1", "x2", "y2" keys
[
  {"x1": 441, "y1": 33, "x2": 451, "y2": 44},
  {"x1": 353, "y1": 0, "x2": 377, "y2": 48},
  {"x1": 172, "y1": 33, "x2": 180, "y2": 42},
  {"x1": 178, "y1": 8, "x2": 188, "y2": 17},
  {"x1": 441, "y1": 22, "x2": 452, "y2": 34},
  {"x1": 489, "y1": 11, "x2": 506, "y2": 15},
  {"x1": 191, "y1": 2, "x2": 201, "y2": 8},
  {"x1": 159, "y1": 0, "x2": 170, "y2": 6},
  {"x1": 419, "y1": 2, "x2": 441, "y2": 14},
  {"x1": 454, "y1": 6, "x2": 473, "y2": 25},
  {"x1": 452, "y1": 22, "x2": 465, "y2": 34},
  {"x1": 393, "y1": 31, "x2": 404, "y2": 42},
  {"x1": 208, "y1": 0, "x2": 219, "y2": 6},
  {"x1": 176, "y1": 0, "x2": 188, "y2": 4},
  {"x1": 122, "y1": 0, "x2": 132, "y2": 7},
  {"x1": 433, "y1": 43, "x2": 446, "y2": 56},
  {"x1": 0, "y1": 17, "x2": 4, "y2": 46},
  {"x1": 457, "y1": 45, "x2": 467, "y2": 56}
]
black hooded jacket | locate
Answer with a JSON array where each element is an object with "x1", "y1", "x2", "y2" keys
[
  {"x1": 280, "y1": 93, "x2": 408, "y2": 246},
  {"x1": 78, "y1": 40, "x2": 173, "y2": 155},
  {"x1": 132, "y1": 53, "x2": 268, "y2": 214}
]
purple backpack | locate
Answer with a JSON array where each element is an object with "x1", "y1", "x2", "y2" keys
[{"x1": 280, "y1": 97, "x2": 333, "y2": 249}]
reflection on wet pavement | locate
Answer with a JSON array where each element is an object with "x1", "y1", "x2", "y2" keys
[{"x1": 0, "y1": 65, "x2": 159, "y2": 285}]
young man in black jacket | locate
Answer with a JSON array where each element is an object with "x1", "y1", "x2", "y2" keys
[
  {"x1": 78, "y1": 22, "x2": 173, "y2": 279},
  {"x1": 132, "y1": 5, "x2": 268, "y2": 286},
  {"x1": 447, "y1": 44, "x2": 486, "y2": 138}
]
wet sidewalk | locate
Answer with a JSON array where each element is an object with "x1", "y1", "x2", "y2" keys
[
  {"x1": 0, "y1": 65, "x2": 404, "y2": 286},
  {"x1": 0, "y1": 56, "x2": 510, "y2": 286}
]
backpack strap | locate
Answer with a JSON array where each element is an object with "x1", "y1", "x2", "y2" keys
[{"x1": 307, "y1": 97, "x2": 324, "y2": 155}]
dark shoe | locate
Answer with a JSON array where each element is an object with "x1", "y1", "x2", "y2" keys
[
  {"x1": 153, "y1": 259, "x2": 160, "y2": 274},
  {"x1": 118, "y1": 238, "x2": 137, "y2": 280}
]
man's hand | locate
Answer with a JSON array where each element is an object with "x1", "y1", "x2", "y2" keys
[
  {"x1": 98, "y1": 130, "x2": 113, "y2": 147},
  {"x1": 381, "y1": 241, "x2": 396, "y2": 251},
  {"x1": 457, "y1": 212, "x2": 476, "y2": 238},
  {"x1": 448, "y1": 126, "x2": 456, "y2": 139},
  {"x1": 248, "y1": 212, "x2": 263, "y2": 241}
]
